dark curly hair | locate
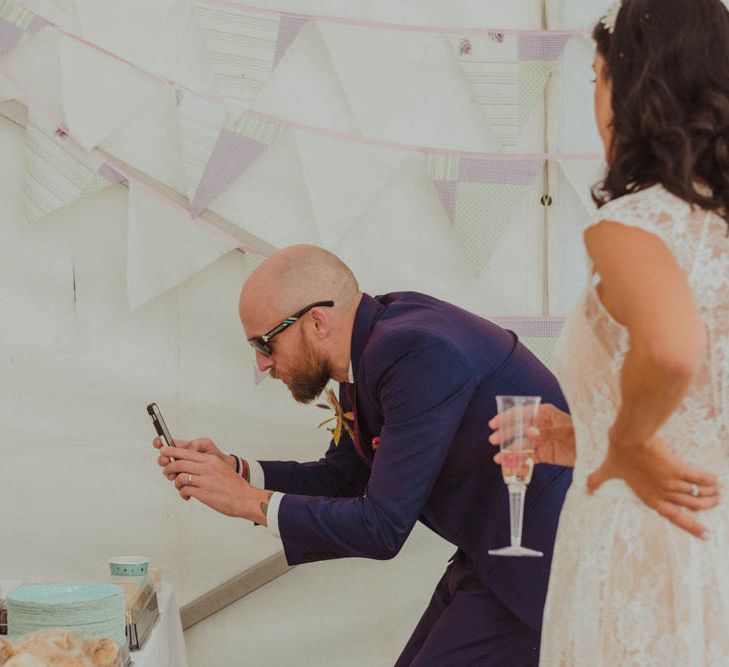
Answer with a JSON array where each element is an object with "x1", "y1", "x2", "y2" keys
[{"x1": 592, "y1": 0, "x2": 729, "y2": 230}]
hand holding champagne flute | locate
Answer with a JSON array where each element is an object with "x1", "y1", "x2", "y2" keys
[{"x1": 488, "y1": 395, "x2": 543, "y2": 558}]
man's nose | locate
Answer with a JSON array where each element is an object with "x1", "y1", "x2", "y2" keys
[{"x1": 256, "y1": 350, "x2": 274, "y2": 372}]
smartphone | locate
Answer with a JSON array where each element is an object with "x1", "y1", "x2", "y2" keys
[{"x1": 147, "y1": 402, "x2": 175, "y2": 461}]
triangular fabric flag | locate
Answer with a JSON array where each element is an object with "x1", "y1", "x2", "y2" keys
[
  {"x1": 0, "y1": 26, "x2": 65, "y2": 119},
  {"x1": 11, "y1": 0, "x2": 78, "y2": 31},
  {"x1": 432, "y1": 179, "x2": 458, "y2": 223},
  {"x1": 0, "y1": 17, "x2": 24, "y2": 58},
  {"x1": 453, "y1": 33, "x2": 569, "y2": 150},
  {"x1": 22, "y1": 108, "x2": 110, "y2": 223},
  {"x1": 452, "y1": 33, "x2": 522, "y2": 150},
  {"x1": 273, "y1": 15, "x2": 308, "y2": 67},
  {"x1": 74, "y1": 0, "x2": 217, "y2": 98},
  {"x1": 322, "y1": 31, "x2": 498, "y2": 152},
  {"x1": 190, "y1": 129, "x2": 268, "y2": 216},
  {"x1": 189, "y1": 112, "x2": 285, "y2": 216},
  {"x1": 426, "y1": 154, "x2": 546, "y2": 273},
  {"x1": 492, "y1": 317, "x2": 565, "y2": 372},
  {"x1": 518, "y1": 336, "x2": 560, "y2": 371},
  {"x1": 58, "y1": 32, "x2": 162, "y2": 149},
  {"x1": 100, "y1": 86, "x2": 186, "y2": 194},
  {"x1": 0, "y1": 72, "x2": 19, "y2": 102},
  {"x1": 294, "y1": 130, "x2": 410, "y2": 247},
  {"x1": 176, "y1": 90, "x2": 227, "y2": 201},
  {"x1": 316, "y1": 22, "x2": 436, "y2": 138},
  {"x1": 209, "y1": 129, "x2": 322, "y2": 249},
  {"x1": 98, "y1": 162, "x2": 125, "y2": 184},
  {"x1": 251, "y1": 21, "x2": 360, "y2": 134},
  {"x1": 517, "y1": 33, "x2": 570, "y2": 132},
  {"x1": 332, "y1": 153, "x2": 482, "y2": 311},
  {"x1": 193, "y1": 2, "x2": 278, "y2": 105},
  {"x1": 126, "y1": 182, "x2": 240, "y2": 309}
]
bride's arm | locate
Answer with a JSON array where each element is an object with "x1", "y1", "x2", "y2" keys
[
  {"x1": 584, "y1": 220, "x2": 718, "y2": 538},
  {"x1": 586, "y1": 220, "x2": 704, "y2": 446}
]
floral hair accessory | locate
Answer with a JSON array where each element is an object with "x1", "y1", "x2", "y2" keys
[{"x1": 601, "y1": 0, "x2": 622, "y2": 34}]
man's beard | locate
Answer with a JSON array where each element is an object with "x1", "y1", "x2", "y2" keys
[{"x1": 282, "y1": 339, "x2": 332, "y2": 404}]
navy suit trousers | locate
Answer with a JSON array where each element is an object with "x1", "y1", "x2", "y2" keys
[{"x1": 395, "y1": 552, "x2": 540, "y2": 667}]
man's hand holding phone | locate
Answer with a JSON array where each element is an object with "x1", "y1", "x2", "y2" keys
[
  {"x1": 148, "y1": 403, "x2": 271, "y2": 525},
  {"x1": 153, "y1": 436, "x2": 236, "y2": 480}
]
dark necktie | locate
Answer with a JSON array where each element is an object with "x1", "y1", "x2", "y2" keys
[{"x1": 343, "y1": 382, "x2": 368, "y2": 463}]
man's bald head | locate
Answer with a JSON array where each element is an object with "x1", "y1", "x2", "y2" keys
[{"x1": 240, "y1": 245, "x2": 360, "y2": 331}]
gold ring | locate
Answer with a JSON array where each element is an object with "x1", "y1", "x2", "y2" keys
[
  {"x1": 690, "y1": 483, "x2": 700, "y2": 498},
  {"x1": 188, "y1": 473, "x2": 194, "y2": 486}
]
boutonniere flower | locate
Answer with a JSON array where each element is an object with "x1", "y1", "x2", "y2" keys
[{"x1": 317, "y1": 387, "x2": 354, "y2": 446}]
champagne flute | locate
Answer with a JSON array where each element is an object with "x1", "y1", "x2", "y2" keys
[{"x1": 488, "y1": 395, "x2": 543, "y2": 557}]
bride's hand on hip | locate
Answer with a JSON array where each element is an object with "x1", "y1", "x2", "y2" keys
[
  {"x1": 489, "y1": 403, "x2": 576, "y2": 467},
  {"x1": 587, "y1": 432, "x2": 720, "y2": 539}
]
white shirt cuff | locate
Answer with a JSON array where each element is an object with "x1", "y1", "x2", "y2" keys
[
  {"x1": 248, "y1": 459, "x2": 265, "y2": 488},
  {"x1": 266, "y1": 492, "x2": 284, "y2": 539}
]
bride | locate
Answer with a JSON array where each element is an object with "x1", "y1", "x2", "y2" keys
[{"x1": 491, "y1": 0, "x2": 729, "y2": 663}]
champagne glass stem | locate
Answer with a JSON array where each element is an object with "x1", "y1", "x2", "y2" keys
[{"x1": 508, "y1": 483, "x2": 527, "y2": 548}]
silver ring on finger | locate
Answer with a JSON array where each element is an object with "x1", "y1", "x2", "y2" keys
[
  {"x1": 188, "y1": 473, "x2": 194, "y2": 487},
  {"x1": 690, "y1": 482, "x2": 700, "y2": 498}
]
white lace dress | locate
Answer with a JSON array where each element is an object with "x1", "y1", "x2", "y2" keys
[{"x1": 540, "y1": 185, "x2": 729, "y2": 666}]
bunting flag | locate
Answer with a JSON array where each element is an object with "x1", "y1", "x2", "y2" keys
[
  {"x1": 207, "y1": 129, "x2": 322, "y2": 248},
  {"x1": 273, "y1": 14, "x2": 308, "y2": 66},
  {"x1": 426, "y1": 153, "x2": 545, "y2": 273},
  {"x1": 57, "y1": 31, "x2": 163, "y2": 149},
  {"x1": 316, "y1": 23, "x2": 498, "y2": 151},
  {"x1": 0, "y1": 22, "x2": 65, "y2": 119},
  {"x1": 10, "y1": 0, "x2": 78, "y2": 31},
  {"x1": 193, "y1": 2, "x2": 280, "y2": 105},
  {"x1": 126, "y1": 182, "x2": 240, "y2": 309},
  {"x1": 192, "y1": 2, "x2": 311, "y2": 104},
  {"x1": 72, "y1": 0, "x2": 217, "y2": 99},
  {"x1": 0, "y1": 0, "x2": 49, "y2": 54},
  {"x1": 22, "y1": 108, "x2": 110, "y2": 223},
  {"x1": 294, "y1": 130, "x2": 409, "y2": 247},
  {"x1": 0, "y1": 68, "x2": 17, "y2": 101},
  {"x1": 97, "y1": 162, "x2": 125, "y2": 184},
  {"x1": 493, "y1": 317, "x2": 565, "y2": 371},
  {"x1": 250, "y1": 21, "x2": 360, "y2": 134},
  {"x1": 453, "y1": 32, "x2": 570, "y2": 150},
  {"x1": 331, "y1": 153, "x2": 480, "y2": 307},
  {"x1": 0, "y1": 0, "x2": 610, "y2": 328},
  {"x1": 100, "y1": 86, "x2": 186, "y2": 194},
  {"x1": 176, "y1": 90, "x2": 227, "y2": 202},
  {"x1": 189, "y1": 110, "x2": 285, "y2": 216}
]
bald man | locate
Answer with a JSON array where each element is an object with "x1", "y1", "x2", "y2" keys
[{"x1": 155, "y1": 245, "x2": 571, "y2": 666}]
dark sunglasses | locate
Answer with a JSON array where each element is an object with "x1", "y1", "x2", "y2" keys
[{"x1": 248, "y1": 300, "x2": 334, "y2": 356}]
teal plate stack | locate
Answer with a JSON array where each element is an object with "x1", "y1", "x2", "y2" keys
[{"x1": 6, "y1": 583, "x2": 126, "y2": 648}]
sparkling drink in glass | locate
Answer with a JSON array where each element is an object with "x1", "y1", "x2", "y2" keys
[{"x1": 488, "y1": 395, "x2": 543, "y2": 558}]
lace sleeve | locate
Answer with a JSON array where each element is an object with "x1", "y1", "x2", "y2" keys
[{"x1": 587, "y1": 185, "x2": 699, "y2": 274}]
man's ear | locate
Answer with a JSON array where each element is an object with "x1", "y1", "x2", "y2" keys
[{"x1": 309, "y1": 307, "x2": 330, "y2": 339}]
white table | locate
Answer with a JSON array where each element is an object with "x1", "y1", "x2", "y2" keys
[
  {"x1": 1, "y1": 580, "x2": 189, "y2": 667},
  {"x1": 131, "y1": 582, "x2": 188, "y2": 667}
]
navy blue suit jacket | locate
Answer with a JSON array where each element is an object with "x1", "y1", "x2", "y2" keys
[{"x1": 260, "y1": 292, "x2": 571, "y2": 632}]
